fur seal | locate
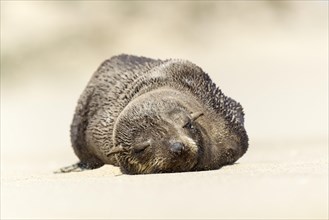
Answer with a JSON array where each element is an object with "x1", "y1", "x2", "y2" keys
[{"x1": 58, "y1": 54, "x2": 248, "y2": 174}]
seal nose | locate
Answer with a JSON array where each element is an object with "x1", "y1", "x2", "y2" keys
[{"x1": 170, "y1": 142, "x2": 184, "y2": 154}]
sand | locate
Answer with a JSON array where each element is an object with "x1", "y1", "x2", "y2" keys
[{"x1": 1, "y1": 139, "x2": 327, "y2": 219}]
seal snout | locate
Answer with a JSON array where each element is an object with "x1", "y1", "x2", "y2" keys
[{"x1": 170, "y1": 142, "x2": 185, "y2": 155}]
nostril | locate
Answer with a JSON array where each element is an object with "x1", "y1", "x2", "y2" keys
[{"x1": 170, "y1": 142, "x2": 184, "y2": 154}]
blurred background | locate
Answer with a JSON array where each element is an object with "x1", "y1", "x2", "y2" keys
[{"x1": 1, "y1": 1, "x2": 328, "y2": 171}]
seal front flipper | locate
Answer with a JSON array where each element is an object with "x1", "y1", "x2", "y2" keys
[{"x1": 54, "y1": 160, "x2": 104, "y2": 173}]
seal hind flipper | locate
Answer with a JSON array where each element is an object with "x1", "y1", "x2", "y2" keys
[{"x1": 55, "y1": 160, "x2": 104, "y2": 173}]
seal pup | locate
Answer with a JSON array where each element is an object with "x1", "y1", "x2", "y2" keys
[{"x1": 57, "y1": 54, "x2": 248, "y2": 174}]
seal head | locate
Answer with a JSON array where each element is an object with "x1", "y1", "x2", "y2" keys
[{"x1": 109, "y1": 94, "x2": 205, "y2": 174}]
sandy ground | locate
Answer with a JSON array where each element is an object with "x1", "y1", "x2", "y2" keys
[{"x1": 1, "y1": 139, "x2": 328, "y2": 219}]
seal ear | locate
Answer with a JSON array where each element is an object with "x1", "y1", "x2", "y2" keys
[
  {"x1": 132, "y1": 140, "x2": 151, "y2": 153},
  {"x1": 107, "y1": 145, "x2": 125, "y2": 156},
  {"x1": 191, "y1": 112, "x2": 204, "y2": 121}
]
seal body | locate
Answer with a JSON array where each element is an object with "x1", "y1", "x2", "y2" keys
[{"x1": 60, "y1": 54, "x2": 248, "y2": 174}]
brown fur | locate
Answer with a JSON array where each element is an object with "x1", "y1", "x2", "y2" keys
[{"x1": 59, "y1": 54, "x2": 248, "y2": 174}]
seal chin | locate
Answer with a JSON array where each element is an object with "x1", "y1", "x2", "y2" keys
[{"x1": 165, "y1": 149, "x2": 199, "y2": 173}]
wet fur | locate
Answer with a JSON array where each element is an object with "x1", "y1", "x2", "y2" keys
[{"x1": 66, "y1": 54, "x2": 249, "y2": 174}]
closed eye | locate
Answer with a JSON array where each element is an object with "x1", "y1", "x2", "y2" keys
[
  {"x1": 182, "y1": 112, "x2": 203, "y2": 129},
  {"x1": 183, "y1": 121, "x2": 194, "y2": 129},
  {"x1": 132, "y1": 140, "x2": 151, "y2": 153}
]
